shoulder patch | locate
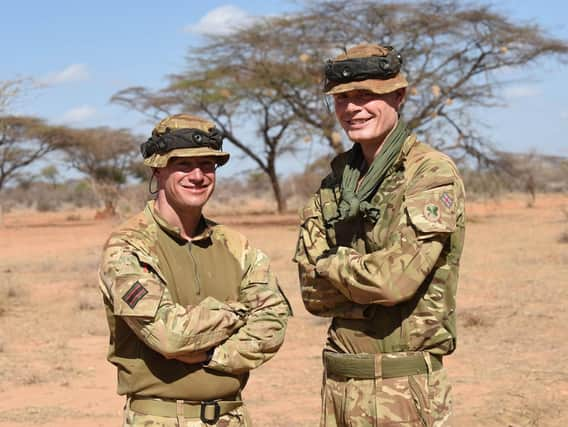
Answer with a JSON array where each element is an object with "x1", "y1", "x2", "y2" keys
[
  {"x1": 122, "y1": 281, "x2": 148, "y2": 309},
  {"x1": 406, "y1": 184, "x2": 457, "y2": 235},
  {"x1": 424, "y1": 203, "x2": 441, "y2": 222},
  {"x1": 440, "y1": 192, "x2": 454, "y2": 209}
]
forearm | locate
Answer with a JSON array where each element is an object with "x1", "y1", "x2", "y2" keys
[
  {"x1": 298, "y1": 261, "x2": 370, "y2": 318},
  {"x1": 295, "y1": 207, "x2": 369, "y2": 317},
  {"x1": 124, "y1": 295, "x2": 248, "y2": 358},
  {"x1": 315, "y1": 238, "x2": 444, "y2": 306},
  {"x1": 100, "y1": 241, "x2": 249, "y2": 359},
  {"x1": 206, "y1": 298, "x2": 289, "y2": 374},
  {"x1": 206, "y1": 255, "x2": 291, "y2": 374}
]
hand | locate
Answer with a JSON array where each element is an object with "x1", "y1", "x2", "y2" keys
[{"x1": 174, "y1": 351, "x2": 210, "y2": 365}]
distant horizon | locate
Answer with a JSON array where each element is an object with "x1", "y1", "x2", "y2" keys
[{"x1": 1, "y1": 0, "x2": 567, "y2": 180}]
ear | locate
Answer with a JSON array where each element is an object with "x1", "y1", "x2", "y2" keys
[
  {"x1": 394, "y1": 88, "x2": 407, "y2": 108},
  {"x1": 151, "y1": 167, "x2": 163, "y2": 185}
]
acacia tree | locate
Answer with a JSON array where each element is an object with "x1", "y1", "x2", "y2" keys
[
  {"x1": 0, "y1": 115, "x2": 72, "y2": 223},
  {"x1": 113, "y1": 64, "x2": 305, "y2": 213},
  {"x1": 0, "y1": 79, "x2": 24, "y2": 114},
  {"x1": 216, "y1": 0, "x2": 568, "y2": 162},
  {"x1": 0, "y1": 116, "x2": 72, "y2": 192},
  {"x1": 112, "y1": 0, "x2": 568, "y2": 211},
  {"x1": 60, "y1": 127, "x2": 139, "y2": 216}
]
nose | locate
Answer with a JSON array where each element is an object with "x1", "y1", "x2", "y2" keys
[
  {"x1": 187, "y1": 167, "x2": 205, "y2": 181},
  {"x1": 343, "y1": 99, "x2": 362, "y2": 112}
]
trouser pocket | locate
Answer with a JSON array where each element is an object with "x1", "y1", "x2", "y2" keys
[{"x1": 408, "y1": 373, "x2": 431, "y2": 427}]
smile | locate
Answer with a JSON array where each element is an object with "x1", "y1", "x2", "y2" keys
[
  {"x1": 346, "y1": 117, "x2": 372, "y2": 128},
  {"x1": 180, "y1": 184, "x2": 208, "y2": 192}
]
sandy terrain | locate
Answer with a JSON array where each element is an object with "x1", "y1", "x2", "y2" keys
[{"x1": 0, "y1": 193, "x2": 567, "y2": 427}]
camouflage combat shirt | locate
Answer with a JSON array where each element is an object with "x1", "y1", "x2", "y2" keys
[
  {"x1": 99, "y1": 202, "x2": 290, "y2": 400},
  {"x1": 294, "y1": 134, "x2": 465, "y2": 356}
]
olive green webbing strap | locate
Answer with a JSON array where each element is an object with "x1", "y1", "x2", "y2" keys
[
  {"x1": 324, "y1": 351, "x2": 442, "y2": 379},
  {"x1": 334, "y1": 120, "x2": 409, "y2": 225},
  {"x1": 129, "y1": 396, "x2": 242, "y2": 418}
]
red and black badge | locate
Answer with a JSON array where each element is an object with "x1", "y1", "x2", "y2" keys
[{"x1": 122, "y1": 281, "x2": 148, "y2": 309}]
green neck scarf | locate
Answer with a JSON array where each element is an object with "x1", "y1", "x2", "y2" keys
[{"x1": 335, "y1": 120, "x2": 409, "y2": 224}]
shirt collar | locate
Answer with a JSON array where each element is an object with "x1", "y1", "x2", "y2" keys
[{"x1": 146, "y1": 201, "x2": 213, "y2": 242}]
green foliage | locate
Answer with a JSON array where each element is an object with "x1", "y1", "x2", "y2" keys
[
  {"x1": 40, "y1": 165, "x2": 59, "y2": 187},
  {"x1": 36, "y1": 194, "x2": 58, "y2": 212},
  {"x1": 0, "y1": 115, "x2": 65, "y2": 192}
]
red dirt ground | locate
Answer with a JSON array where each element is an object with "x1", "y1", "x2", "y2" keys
[{"x1": 0, "y1": 193, "x2": 567, "y2": 426}]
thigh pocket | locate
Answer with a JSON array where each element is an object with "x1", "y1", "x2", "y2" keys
[
  {"x1": 377, "y1": 376, "x2": 427, "y2": 426},
  {"x1": 408, "y1": 374, "x2": 432, "y2": 427}
]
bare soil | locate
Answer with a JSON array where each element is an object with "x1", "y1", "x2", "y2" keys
[{"x1": 0, "y1": 193, "x2": 567, "y2": 427}]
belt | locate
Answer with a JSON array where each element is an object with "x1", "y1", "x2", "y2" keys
[
  {"x1": 129, "y1": 395, "x2": 243, "y2": 424},
  {"x1": 324, "y1": 351, "x2": 443, "y2": 379}
]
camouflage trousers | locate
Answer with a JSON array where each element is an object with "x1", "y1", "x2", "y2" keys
[
  {"x1": 320, "y1": 367, "x2": 452, "y2": 426},
  {"x1": 123, "y1": 400, "x2": 252, "y2": 427}
]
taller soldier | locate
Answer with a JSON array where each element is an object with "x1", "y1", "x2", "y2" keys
[
  {"x1": 99, "y1": 114, "x2": 291, "y2": 426},
  {"x1": 294, "y1": 44, "x2": 466, "y2": 426}
]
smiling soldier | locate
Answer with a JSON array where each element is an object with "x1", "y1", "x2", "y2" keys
[
  {"x1": 99, "y1": 114, "x2": 291, "y2": 426},
  {"x1": 294, "y1": 44, "x2": 466, "y2": 426}
]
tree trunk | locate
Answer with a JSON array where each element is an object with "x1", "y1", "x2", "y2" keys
[
  {"x1": 267, "y1": 169, "x2": 286, "y2": 214},
  {"x1": 94, "y1": 200, "x2": 117, "y2": 220},
  {"x1": 328, "y1": 132, "x2": 344, "y2": 155}
]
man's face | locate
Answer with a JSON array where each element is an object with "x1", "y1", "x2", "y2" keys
[
  {"x1": 333, "y1": 89, "x2": 404, "y2": 146},
  {"x1": 155, "y1": 156, "x2": 217, "y2": 212}
]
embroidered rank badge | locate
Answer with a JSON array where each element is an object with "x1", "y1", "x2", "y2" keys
[
  {"x1": 440, "y1": 192, "x2": 454, "y2": 209},
  {"x1": 424, "y1": 203, "x2": 441, "y2": 222},
  {"x1": 122, "y1": 281, "x2": 148, "y2": 309}
]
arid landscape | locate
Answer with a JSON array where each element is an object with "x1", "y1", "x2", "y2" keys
[{"x1": 0, "y1": 193, "x2": 567, "y2": 427}]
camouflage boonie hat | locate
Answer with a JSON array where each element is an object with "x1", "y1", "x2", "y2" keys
[
  {"x1": 142, "y1": 114, "x2": 230, "y2": 168},
  {"x1": 324, "y1": 44, "x2": 408, "y2": 95}
]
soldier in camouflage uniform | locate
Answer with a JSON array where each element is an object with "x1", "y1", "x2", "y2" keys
[
  {"x1": 99, "y1": 114, "x2": 291, "y2": 427},
  {"x1": 294, "y1": 44, "x2": 466, "y2": 426}
]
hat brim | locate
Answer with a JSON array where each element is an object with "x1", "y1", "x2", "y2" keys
[
  {"x1": 325, "y1": 74, "x2": 408, "y2": 95},
  {"x1": 143, "y1": 147, "x2": 230, "y2": 168}
]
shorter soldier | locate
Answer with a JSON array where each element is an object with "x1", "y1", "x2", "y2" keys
[
  {"x1": 295, "y1": 44, "x2": 466, "y2": 426},
  {"x1": 99, "y1": 114, "x2": 291, "y2": 426}
]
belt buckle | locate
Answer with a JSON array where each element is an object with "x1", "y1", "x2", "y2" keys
[{"x1": 200, "y1": 400, "x2": 221, "y2": 425}]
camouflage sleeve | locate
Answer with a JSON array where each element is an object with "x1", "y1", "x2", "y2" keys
[
  {"x1": 99, "y1": 241, "x2": 247, "y2": 359},
  {"x1": 315, "y1": 159, "x2": 463, "y2": 306},
  {"x1": 293, "y1": 192, "x2": 371, "y2": 319},
  {"x1": 206, "y1": 243, "x2": 291, "y2": 375}
]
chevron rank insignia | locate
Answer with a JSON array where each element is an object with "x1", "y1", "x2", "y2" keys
[{"x1": 122, "y1": 281, "x2": 148, "y2": 309}]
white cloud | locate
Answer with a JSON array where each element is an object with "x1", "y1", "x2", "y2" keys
[
  {"x1": 561, "y1": 111, "x2": 568, "y2": 120},
  {"x1": 40, "y1": 64, "x2": 89, "y2": 85},
  {"x1": 60, "y1": 105, "x2": 97, "y2": 124},
  {"x1": 503, "y1": 84, "x2": 541, "y2": 99},
  {"x1": 185, "y1": 5, "x2": 255, "y2": 36}
]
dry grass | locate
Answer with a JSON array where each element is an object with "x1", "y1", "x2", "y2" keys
[
  {"x1": 65, "y1": 213, "x2": 82, "y2": 221},
  {"x1": 559, "y1": 207, "x2": 568, "y2": 243},
  {"x1": 459, "y1": 310, "x2": 491, "y2": 328},
  {"x1": 0, "y1": 272, "x2": 27, "y2": 316},
  {"x1": 0, "y1": 407, "x2": 85, "y2": 424},
  {"x1": 77, "y1": 296, "x2": 99, "y2": 311}
]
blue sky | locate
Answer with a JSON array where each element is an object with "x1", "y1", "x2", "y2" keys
[{"x1": 1, "y1": 0, "x2": 567, "y2": 178}]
